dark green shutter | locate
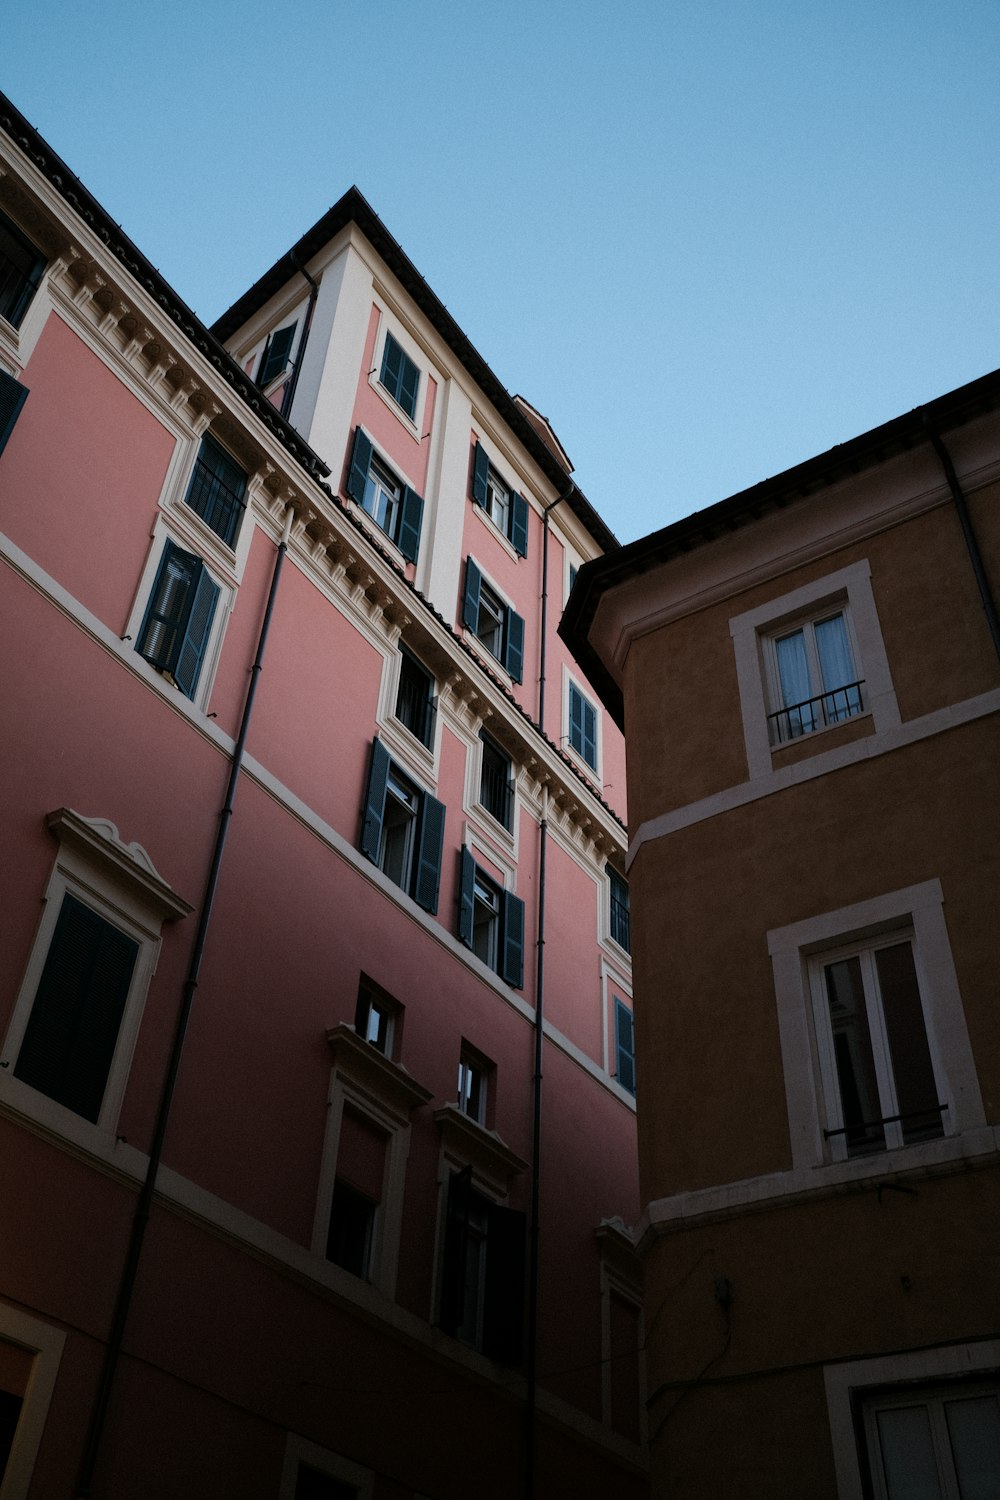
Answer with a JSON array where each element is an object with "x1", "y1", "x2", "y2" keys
[
  {"x1": 471, "y1": 441, "x2": 490, "y2": 507},
  {"x1": 458, "y1": 848, "x2": 476, "y2": 947},
  {"x1": 510, "y1": 493, "x2": 528, "y2": 558},
  {"x1": 360, "y1": 739, "x2": 391, "y2": 862},
  {"x1": 0, "y1": 370, "x2": 28, "y2": 457},
  {"x1": 413, "y1": 792, "x2": 445, "y2": 914},
  {"x1": 462, "y1": 558, "x2": 482, "y2": 632},
  {"x1": 172, "y1": 566, "x2": 220, "y2": 700},
  {"x1": 398, "y1": 352, "x2": 419, "y2": 419},
  {"x1": 440, "y1": 1167, "x2": 473, "y2": 1335},
  {"x1": 583, "y1": 698, "x2": 597, "y2": 768},
  {"x1": 505, "y1": 609, "x2": 525, "y2": 684},
  {"x1": 14, "y1": 894, "x2": 138, "y2": 1123},
  {"x1": 137, "y1": 542, "x2": 201, "y2": 677},
  {"x1": 501, "y1": 890, "x2": 525, "y2": 988},
  {"x1": 615, "y1": 999, "x2": 636, "y2": 1094},
  {"x1": 397, "y1": 485, "x2": 424, "y2": 564},
  {"x1": 483, "y1": 1203, "x2": 527, "y2": 1364},
  {"x1": 346, "y1": 427, "x2": 374, "y2": 505},
  {"x1": 258, "y1": 323, "x2": 295, "y2": 387}
]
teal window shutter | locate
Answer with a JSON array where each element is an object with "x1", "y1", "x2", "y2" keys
[
  {"x1": 472, "y1": 441, "x2": 490, "y2": 507},
  {"x1": 510, "y1": 493, "x2": 529, "y2": 558},
  {"x1": 14, "y1": 894, "x2": 138, "y2": 1123},
  {"x1": 360, "y1": 739, "x2": 391, "y2": 862},
  {"x1": 380, "y1": 334, "x2": 419, "y2": 419},
  {"x1": 413, "y1": 792, "x2": 445, "y2": 914},
  {"x1": 0, "y1": 370, "x2": 28, "y2": 456},
  {"x1": 397, "y1": 485, "x2": 424, "y2": 564},
  {"x1": 569, "y1": 685, "x2": 597, "y2": 768},
  {"x1": 463, "y1": 558, "x2": 483, "y2": 632},
  {"x1": 457, "y1": 848, "x2": 476, "y2": 946},
  {"x1": 614, "y1": 999, "x2": 636, "y2": 1094},
  {"x1": 505, "y1": 609, "x2": 525, "y2": 684},
  {"x1": 346, "y1": 427, "x2": 374, "y2": 505},
  {"x1": 501, "y1": 890, "x2": 525, "y2": 988},
  {"x1": 258, "y1": 324, "x2": 295, "y2": 387},
  {"x1": 172, "y1": 565, "x2": 220, "y2": 699}
]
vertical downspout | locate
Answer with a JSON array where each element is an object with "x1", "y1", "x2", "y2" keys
[
  {"x1": 524, "y1": 483, "x2": 573, "y2": 1498},
  {"x1": 924, "y1": 422, "x2": 1000, "y2": 664},
  {"x1": 75, "y1": 504, "x2": 296, "y2": 1498},
  {"x1": 280, "y1": 257, "x2": 320, "y2": 423}
]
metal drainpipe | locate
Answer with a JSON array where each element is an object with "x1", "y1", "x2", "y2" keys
[
  {"x1": 280, "y1": 257, "x2": 320, "y2": 423},
  {"x1": 75, "y1": 503, "x2": 296, "y2": 1498},
  {"x1": 924, "y1": 421, "x2": 1000, "y2": 665},
  {"x1": 524, "y1": 482, "x2": 574, "y2": 1497}
]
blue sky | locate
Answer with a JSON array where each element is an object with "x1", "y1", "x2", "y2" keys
[{"x1": 5, "y1": 1, "x2": 999, "y2": 543}]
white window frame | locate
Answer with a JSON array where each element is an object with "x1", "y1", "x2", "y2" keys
[
  {"x1": 0, "y1": 809, "x2": 190, "y2": 1143},
  {"x1": 563, "y1": 667, "x2": 602, "y2": 781},
  {"x1": 458, "y1": 1043, "x2": 492, "y2": 1127},
  {"x1": 767, "y1": 880, "x2": 985, "y2": 1179},
  {"x1": 730, "y1": 560, "x2": 901, "y2": 782},
  {"x1": 0, "y1": 1305, "x2": 66, "y2": 1500},
  {"x1": 861, "y1": 1378, "x2": 1000, "y2": 1499},
  {"x1": 313, "y1": 1026, "x2": 431, "y2": 1299},
  {"x1": 125, "y1": 521, "x2": 234, "y2": 713},
  {"x1": 279, "y1": 1433, "x2": 373, "y2": 1500},
  {"x1": 824, "y1": 1341, "x2": 1000, "y2": 1500}
]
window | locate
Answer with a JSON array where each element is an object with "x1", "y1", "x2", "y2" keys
[
  {"x1": 462, "y1": 559, "x2": 525, "y2": 683},
  {"x1": 280, "y1": 1435, "x2": 371, "y2": 1500},
  {"x1": 439, "y1": 1167, "x2": 526, "y2": 1363},
  {"x1": 359, "y1": 740, "x2": 445, "y2": 913},
  {"x1": 608, "y1": 866, "x2": 630, "y2": 953},
  {"x1": 614, "y1": 998, "x2": 636, "y2": 1096},
  {"x1": 457, "y1": 848, "x2": 524, "y2": 987},
  {"x1": 2, "y1": 809, "x2": 190, "y2": 1134},
  {"x1": 394, "y1": 648, "x2": 436, "y2": 749},
  {"x1": 0, "y1": 368, "x2": 29, "y2": 458},
  {"x1": 0, "y1": 208, "x2": 45, "y2": 329},
  {"x1": 295, "y1": 1465, "x2": 358, "y2": 1500},
  {"x1": 136, "y1": 540, "x2": 220, "y2": 701},
  {"x1": 345, "y1": 428, "x2": 424, "y2": 563},
  {"x1": 458, "y1": 1047, "x2": 490, "y2": 1126},
  {"x1": 326, "y1": 1105, "x2": 388, "y2": 1279},
  {"x1": 811, "y1": 934, "x2": 944, "y2": 1158},
  {"x1": 379, "y1": 332, "x2": 420, "y2": 420},
  {"x1": 767, "y1": 609, "x2": 864, "y2": 744},
  {"x1": 471, "y1": 440, "x2": 528, "y2": 557},
  {"x1": 0, "y1": 1308, "x2": 65, "y2": 1499},
  {"x1": 568, "y1": 682, "x2": 598, "y2": 770},
  {"x1": 183, "y1": 434, "x2": 248, "y2": 547},
  {"x1": 354, "y1": 976, "x2": 401, "y2": 1059},
  {"x1": 257, "y1": 322, "x2": 296, "y2": 389},
  {"x1": 479, "y1": 733, "x2": 514, "y2": 832},
  {"x1": 861, "y1": 1382, "x2": 1000, "y2": 1500}
]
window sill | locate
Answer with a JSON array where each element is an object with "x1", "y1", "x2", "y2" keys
[
  {"x1": 461, "y1": 628, "x2": 513, "y2": 686},
  {"x1": 769, "y1": 708, "x2": 874, "y2": 766},
  {"x1": 345, "y1": 496, "x2": 410, "y2": 571},
  {"x1": 369, "y1": 372, "x2": 421, "y2": 439}
]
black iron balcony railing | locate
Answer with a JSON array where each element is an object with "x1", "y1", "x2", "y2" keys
[
  {"x1": 480, "y1": 759, "x2": 513, "y2": 831},
  {"x1": 610, "y1": 891, "x2": 631, "y2": 953},
  {"x1": 824, "y1": 1101, "x2": 947, "y2": 1148},
  {"x1": 395, "y1": 671, "x2": 436, "y2": 748},
  {"x1": 768, "y1": 680, "x2": 865, "y2": 745}
]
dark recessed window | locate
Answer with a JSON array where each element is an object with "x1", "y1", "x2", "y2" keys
[
  {"x1": 395, "y1": 649, "x2": 436, "y2": 749},
  {"x1": 0, "y1": 209, "x2": 45, "y2": 329},
  {"x1": 479, "y1": 733, "x2": 513, "y2": 832},
  {"x1": 183, "y1": 435, "x2": 248, "y2": 548}
]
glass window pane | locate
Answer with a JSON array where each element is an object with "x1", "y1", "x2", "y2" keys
[
  {"x1": 775, "y1": 630, "x2": 815, "y2": 733},
  {"x1": 824, "y1": 956, "x2": 886, "y2": 1153},
  {"x1": 876, "y1": 1405, "x2": 943, "y2": 1500},
  {"x1": 945, "y1": 1394, "x2": 1000, "y2": 1500},
  {"x1": 875, "y1": 943, "x2": 943, "y2": 1143}
]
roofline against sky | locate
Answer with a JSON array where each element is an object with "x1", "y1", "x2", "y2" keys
[{"x1": 560, "y1": 361, "x2": 1000, "y2": 728}]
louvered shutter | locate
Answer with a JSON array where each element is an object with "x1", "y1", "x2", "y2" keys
[
  {"x1": 501, "y1": 890, "x2": 525, "y2": 988},
  {"x1": 615, "y1": 999, "x2": 636, "y2": 1094},
  {"x1": 471, "y1": 441, "x2": 490, "y2": 507},
  {"x1": 510, "y1": 492, "x2": 528, "y2": 558},
  {"x1": 258, "y1": 324, "x2": 295, "y2": 387},
  {"x1": 397, "y1": 485, "x2": 424, "y2": 564},
  {"x1": 505, "y1": 609, "x2": 525, "y2": 684},
  {"x1": 462, "y1": 558, "x2": 482, "y2": 632},
  {"x1": 360, "y1": 739, "x2": 391, "y2": 863},
  {"x1": 14, "y1": 894, "x2": 138, "y2": 1123},
  {"x1": 457, "y1": 847, "x2": 476, "y2": 947},
  {"x1": 483, "y1": 1203, "x2": 527, "y2": 1364},
  {"x1": 137, "y1": 543, "x2": 200, "y2": 676},
  {"x1": 346, "y1": 427, "x2": 374, "y2": 505},
  {"x1": 173, "y1": 566, "x2": 220, "y2": 699},
  {"x1": 0, "y1": 370, "x2": 28, "y2": 456},
  {"x1": 413, "y1": 793, "x2": 445, "y2": 914},
  {"x1": 398, "y1": 352, "x2": 419, "y2": 419}
]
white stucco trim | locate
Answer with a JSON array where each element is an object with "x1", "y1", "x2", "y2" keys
[{"x1": 0, "y1": 1304, "x2": 66, "y2": 1500}]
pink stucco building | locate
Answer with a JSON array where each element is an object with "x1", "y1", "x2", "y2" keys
[{"x1": 0, "y1": 95, "x2": 643, "y2": 1498}]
